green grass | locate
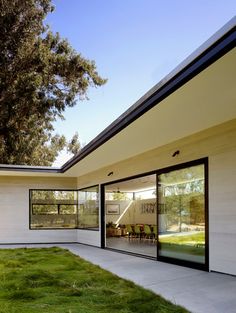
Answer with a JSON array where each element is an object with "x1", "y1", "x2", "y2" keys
[
  {"x1": 0, "y1": 247, "x2": 189, "y2": 313},
  {"x1": 160, "y1": 232, "x2": 205, "y2": 245},
  {"x1": 159, "y1": 232, "x2": 205, "y2": 256}
]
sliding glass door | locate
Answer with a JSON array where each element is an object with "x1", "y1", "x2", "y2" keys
[
  {"x1": 102, "y1": 159, "x2": 208, "y2": 269},
  {"x1": 157, "y1": 163, "x2": 207, "y2": 267},
  {"x1": 104, "y1": 174, "x2": 157, "y2": 258}
]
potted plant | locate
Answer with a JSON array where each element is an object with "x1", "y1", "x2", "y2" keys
[{"x1": 106, "y1": 222, "x2": 116, "y2": 237}]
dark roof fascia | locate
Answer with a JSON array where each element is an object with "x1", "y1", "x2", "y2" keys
[
  {"x1": 0, "y1": 164, "x2": 61, "y2": 173},
  {"x1": 61, "y1": 20, "x2": 236, "y2": 173}
]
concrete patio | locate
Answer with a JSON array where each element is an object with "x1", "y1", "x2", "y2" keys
[{"x1": 0, "y1": 243, "x2": 235, "y2": 313}]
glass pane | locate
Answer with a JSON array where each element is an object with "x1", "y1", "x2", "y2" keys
[
  {"x1": 158, "y1": 164, "x2": 205, "y2": 264},
  {"x1": 60, "y1": 205, "x2": 77, "y2": 214},
  {"x1": 31, "y1": 190, "x2": 77, "y2": 203},
  {"x1": 30, "y1": 190, "x2": 77, "y2": 229},
  {"x1": 32, "y1": 204, "x2": 58, "y2": 215},
  {"x1": 78, "y1": 186, "x2": 99, "y2": 230},
  {"x1": 105, "y1": 174, "x2": 157, "y2": 258}
]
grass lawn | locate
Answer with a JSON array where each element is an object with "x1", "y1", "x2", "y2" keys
[
  {"x1": 160, "y1": 232, "x2": 205, "y2": 245},
  {"x1": 159, "y1": 232, "x2": 205, "y2": 256},
  {"x1": 0, "y1": 247, "x2": 189, "y2": 313}
]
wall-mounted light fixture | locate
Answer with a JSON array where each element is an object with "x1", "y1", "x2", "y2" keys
[
  {"x1": 107, "y1": 171, "x2": 114, "y2": 177},
  {"x1": 172, "y1": 150, "x2": 180, "y2": 157}
]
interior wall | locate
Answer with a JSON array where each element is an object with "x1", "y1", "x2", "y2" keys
[
  {"x1": 105, "y1": 199, "x2": 156, "y2": 226},
  {"x1": 105, "y1": 200, "x2": 131, "y2": 225},
  {"x1": 0, "y1": 176, "x2": 77, "y2": 244}
]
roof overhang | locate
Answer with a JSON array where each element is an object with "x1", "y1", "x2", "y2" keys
[
  {"x1": 63, "y1": 46, "x2": 236, "y2": 177},
  {"x1": 0, "y1": 18, "x2": 235, "y2": 178},
  {"x1": 0, "y1": 164, "x2": 61, "y2": 177}
]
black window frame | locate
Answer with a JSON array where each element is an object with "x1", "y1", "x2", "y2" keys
[
  {"x1": 29, "y1": 186, "x2": 100, "y2": 231},
  {"x1": 156, "y1": 158, "x2": 209, "y2": 271},
  {"x1": 29, "y1": 189, "x2": 78, "y2": 230}
]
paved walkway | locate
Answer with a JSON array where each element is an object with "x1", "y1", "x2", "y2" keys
[{"x1": 1, "y1": 243, "x2": 236, "y2": 313}]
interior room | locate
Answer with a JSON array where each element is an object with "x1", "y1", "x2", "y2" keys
[{"x1": 104, "y1": 161, "x2": 206, "y2": 266}]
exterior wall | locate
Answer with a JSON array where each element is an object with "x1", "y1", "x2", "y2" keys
[
  {"x1": 77, "y1": 119, "x2": 236, "y2": 275},
  {"x1": 0, "y1": 119, "x2": 235, "y2": 274},
  {"x1": 76, "y1": 229, "x2": 100, "y2": 247},
  {"x1": 209, "y1": 150, "x2": 236, "y2": 275},
  {"x1": 0, "y1": 176, "x2": 77, "y2": 244}
]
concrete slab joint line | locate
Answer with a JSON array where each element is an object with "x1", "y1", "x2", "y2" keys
[{"x1": 0, "y1": 243, "x2": 236, "y2": 313}]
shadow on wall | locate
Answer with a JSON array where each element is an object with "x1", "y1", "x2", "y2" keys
[{"x1": 106, "y1": 199, "x2": 160, "y2": 226}]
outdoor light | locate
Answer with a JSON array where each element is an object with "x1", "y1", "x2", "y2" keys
[
  {"x1": 172, "y1": 150, "x2": 180, "y2": 157},
  {"x1": 107, "y1": 171, "x2": 114, "y2": 176}
]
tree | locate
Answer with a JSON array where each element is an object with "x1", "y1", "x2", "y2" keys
[
  {"x1": 0, "y1": 0, "x2": 106, "y2": 165},
  {"x1": 112, "y1": 192, "x2": 128, "y2": 201}
]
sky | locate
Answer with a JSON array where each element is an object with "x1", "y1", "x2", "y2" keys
[{"x1": 47, "y1": 1, "x2": 236, "y2": 166}]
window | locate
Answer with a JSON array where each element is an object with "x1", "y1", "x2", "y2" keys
[
  {"x1": 158, "y1": 163, "x2": 207, "y2": 265},
  {"x1": 30, "y1": 190, "x2": 78, "y2": 229},
  {"x1": 78, "y1": 185, "x2": 99, "y2": 230}
]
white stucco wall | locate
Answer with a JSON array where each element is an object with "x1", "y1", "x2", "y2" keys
[
  {"x1": 0, "y1": 176, "x2": 77, "y2": 244},
  {"x1": 76, "y1": 229, "x2": 100, "y2": 247},
  {"x1": 209, "y1": 149, "x2": 236, "y2": 275}
]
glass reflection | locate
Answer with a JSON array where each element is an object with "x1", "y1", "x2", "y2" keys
[
  {"x1": 78, "y1": 186, "x2": 99, "y2": 230},
  {"x1": 158, "y1": 165, "x2": 205, "y2": 264}
]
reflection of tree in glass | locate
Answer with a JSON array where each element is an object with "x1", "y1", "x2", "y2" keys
[
  {"x1": 32, "y1": 190, "x2": 77, "y2": 201},
  {"x1": 31, "y1": 190, "x2": 77, "y2": 215},
  {"x1": 112, "y1": 192, "x2": 128, "y2": 200},
  {"x1": 164, "y1": 192, "x2": 204, "y2": 229},
  {"x1": 161, "y1": 165, "x2": 204, "y2": 186},
  {"x1": 164, "y1": 180, "x2": 204, "y2": 196}
]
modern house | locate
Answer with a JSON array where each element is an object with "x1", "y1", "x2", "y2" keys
[{"x1": 0, "y1": 18, "x2": 235, "y2": 275}]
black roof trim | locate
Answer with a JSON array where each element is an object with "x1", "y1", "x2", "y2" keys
[
  {"x1": 0, "y1": 164, "x2": 60, "y2": 173},
  {"x1": 61, "y1": 19, "x2": 236, "y2": 173}
]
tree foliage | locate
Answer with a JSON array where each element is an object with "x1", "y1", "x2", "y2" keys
[{"x1": 0, "y1": 0, "x2": 106, "y2": 165}]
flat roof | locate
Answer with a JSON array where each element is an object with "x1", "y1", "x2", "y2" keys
[{"x1": 0, "y1": 17, "x2": 235, "y2": 176}]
